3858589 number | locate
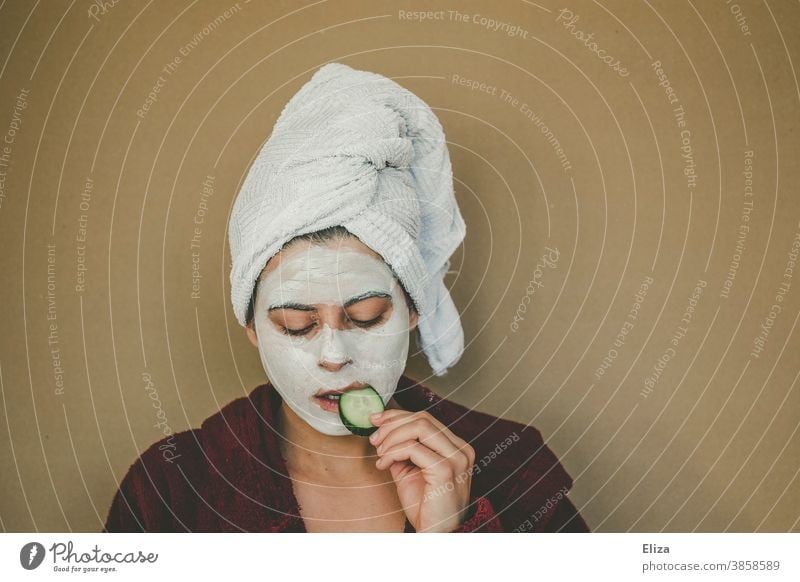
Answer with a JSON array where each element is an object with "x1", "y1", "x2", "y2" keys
[{"x1": 730, "y1": 560, "x2": 780, "y2": 571}]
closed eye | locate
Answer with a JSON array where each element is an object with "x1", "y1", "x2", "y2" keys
[
  {"x1": 350, "y1": 314, "x2": 385, "y2": 328},
  {"x1": 281, "y1": 323, "x2": 315, "y2": 336},
  {"x1": 280, "y1": 314, "x2": 385, "y2": 336}
]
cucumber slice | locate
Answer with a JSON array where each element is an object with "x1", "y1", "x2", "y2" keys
[{"x1": 339, "y1": 385, "x2": 384, "y2": 436}]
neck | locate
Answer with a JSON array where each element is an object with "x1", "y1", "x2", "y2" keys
[{"x1": 276, "y1": 398, "x2": 381, "y2": 483}]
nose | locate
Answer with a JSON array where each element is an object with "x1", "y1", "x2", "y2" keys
[{"x1": 317, "y1": 324, "x2": 352, "y2": 371}]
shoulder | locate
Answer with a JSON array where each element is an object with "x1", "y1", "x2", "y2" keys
[
  {"x1": 104, "y1": 387, "x2": 265, "y2": 532},
  {"x1": 399, "y1": 377, "x2": 565, "y2": 483},
  {"x1": 132, "y1": 427, "x2": 206, "y2": 477},
  {"x1": 103, "y1": 427, "x2": 203, "y2": 532},
  {"x1": 130, "y1": 384, "x2": 268, "y2": 477},
  {"x1": 429, "y1": 389, "x2": 571, "y2": 491},
  {"x1": 400, "y1": 377, "x2": 587, "y2": 531}
]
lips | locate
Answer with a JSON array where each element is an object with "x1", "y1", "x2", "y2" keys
[
  {"x1": 313, "y1": 382, "x2": 367, "y2": 412},
  {"x1": 314, "y1": 394, "x2": 340, "y2": 412},
  {"x1": 315, "y1": 381, "x2": 367, "y2": 398}
]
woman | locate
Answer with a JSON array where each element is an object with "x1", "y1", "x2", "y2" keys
[{"x1": 103, "y1": 63, "x2": 589, "y2": 533}]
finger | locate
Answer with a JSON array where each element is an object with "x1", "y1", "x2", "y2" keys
[
  {"x1": 376, "y1": 440, "x2": 452, "y2": 480},
  {"x1": 371, "y1": 409, "x2": 455, "y2": 446},
  {"x1": 376, "y1": 419, "x2": 468, "y2": 467},
  {"x1": 389, "y1": 410, "x2": 453, "y2": 439},
  {"x1": 386, "y1": 458, "x2": 419, "y2": 483},
  {"x1": 369, "y1": 408, "x2": 411, "y2": 425},
  {"x1": 369, "y1": 410, "x2": 413, "y2": 447},
  {"x1": 369, "y1": 410, "x2": 417, "y2": 445},
  {"x1": 371, "y1": 411, "x2": 473, "y2": 464}
]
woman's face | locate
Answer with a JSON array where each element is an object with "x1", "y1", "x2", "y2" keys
[{"x1": 246, "y1": 237, "x2": 418, "y2": 436}]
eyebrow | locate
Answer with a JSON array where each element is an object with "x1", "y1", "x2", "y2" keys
[{"x1": 267, "y1": 291, "x2": 392, "y2": 313}]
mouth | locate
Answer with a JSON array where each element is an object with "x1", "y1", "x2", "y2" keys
[{"x1": 314, "y1": 382, "x2": 367, "y2": 412}]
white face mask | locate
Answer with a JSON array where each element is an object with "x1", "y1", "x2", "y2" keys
[{"x1": 252, "y1": 244, "x2": 412, "y2": 436}]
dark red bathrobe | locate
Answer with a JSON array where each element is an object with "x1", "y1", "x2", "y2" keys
[{"x1": 103, "y1": 375, "x2": 589, "y2": 533}]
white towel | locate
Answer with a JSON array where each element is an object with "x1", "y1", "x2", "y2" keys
[{"x1": 228, "y1": 62, "x2": 466, "y2": 376}]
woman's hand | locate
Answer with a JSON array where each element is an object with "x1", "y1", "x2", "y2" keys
[{"x1": 369, "y1": 409, "x2": 476, "y2": 532}]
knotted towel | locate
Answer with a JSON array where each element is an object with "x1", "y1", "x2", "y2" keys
[{"x1": 228, "y1": 62, "x2": 466, "y2": 376}]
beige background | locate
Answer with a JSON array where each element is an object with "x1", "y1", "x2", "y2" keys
[{"x1": 0, "y1": 0, "x2": 798, "y2": 532}]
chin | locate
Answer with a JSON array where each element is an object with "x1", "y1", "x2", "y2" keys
[
  {"x1": 316, "y1": 425, "x2": 355, "y2": 437},
  {"x1": 291, "y1": 400, "x2": 356, "y2": 437},
  {"x1": 305, "y1": 415, "x2": 354, "y2": 437}
]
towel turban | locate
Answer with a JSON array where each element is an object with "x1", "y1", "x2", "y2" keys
[{"x1": 228, "y1": 62, "x2": 466, "y2": 376}]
